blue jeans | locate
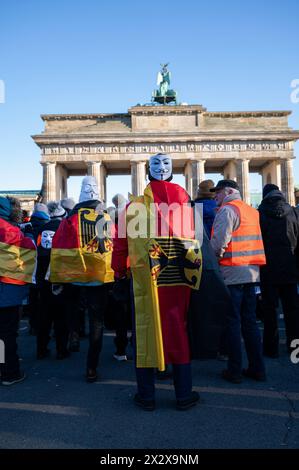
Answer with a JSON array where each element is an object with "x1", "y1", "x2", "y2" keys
[
  {"x1": 226, "y1": 284, "x2": 265, "y2": 376},
  {"x1": 135, "y1": 363, "x2": 192, "y2": 401}
]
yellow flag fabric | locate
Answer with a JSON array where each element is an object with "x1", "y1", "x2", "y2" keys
[
  {"x1": 127, "y1": 183, "x2": 202, "y2": 370},
  {"x1": 50, "y1": 209, "x2": 114, "y2": 283},
  {"x1": 127, "y1": 188, "x2": 165, "y2": 371},
  {"x1": 0, "y1": 241, "x2": 36, "y2": 284}
]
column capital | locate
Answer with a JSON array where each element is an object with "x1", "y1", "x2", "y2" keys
[
  {"x1": 87, "y1": 160, "x2": 102, "y2": 167},
  {"x1": 42, "y1": 161, "x2": 56, "y2": 167},
  {"x1": 130, "y1": 160, "x2": 147, "y2": 165},
  {"x1": 188, "y1": 158, "x2": 206, "y2": 163}
]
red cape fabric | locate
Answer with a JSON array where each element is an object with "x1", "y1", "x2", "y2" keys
[
  {"x1": 52, "y1": 214, "x2": 79, "y2": 249},
  {"x1": 0, "y1": 218, "x2": 36, "y2": 249},
  {"x1": 150, "y1": 181, "x2": 193, "y2": 364},
  {"x1": 112, "y1": 181, "x2": 194, "y2": 364}
]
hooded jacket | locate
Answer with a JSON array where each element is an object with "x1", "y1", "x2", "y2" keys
[
  {"x1": 30, "y1": 211, "x2": 50, "y2": 242},
  {"x1": 35, "y1": 216, "x2": 64, "y2": 285},
  {"x1": 259, "y1": 190, "x2": 299, "y2": 284},
  {"x1": 194, "y1": 197, "x2": 217, "y2": 238},
  {"x1": 0, "y1": 197, "x2": 34, "y2": 307}
]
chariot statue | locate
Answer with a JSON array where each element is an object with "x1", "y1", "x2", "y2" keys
[{"x1": 152, "y1": 63, "x2": 177, "y2": 104}]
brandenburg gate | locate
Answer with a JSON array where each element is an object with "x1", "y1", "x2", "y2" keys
[{"x1": 32, "y1": 104, "x2": 299, "y2": 205}]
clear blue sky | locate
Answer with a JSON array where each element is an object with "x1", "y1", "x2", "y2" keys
[{"x1": 0, "y1": 0, "x2": 298, "y2": 204}]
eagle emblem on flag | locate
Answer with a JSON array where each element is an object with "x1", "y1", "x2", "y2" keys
[
  {"x1": 78, "y1": 208, "x2": 112, "y2": 254},
  {"x1": 148, "y1": 237, "x2": 202, "y2": 289}
]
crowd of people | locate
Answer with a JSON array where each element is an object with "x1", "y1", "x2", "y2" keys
[{"x1": 0, "y1": 153, "x2": 299, "y2": 412}]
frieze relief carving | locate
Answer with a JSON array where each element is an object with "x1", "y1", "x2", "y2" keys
[{"x1": 42, "y1": 141, "x2": 291, "y2": 155}]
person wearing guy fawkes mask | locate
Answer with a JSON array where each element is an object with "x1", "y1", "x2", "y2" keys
[
  {"x1": 51, "y1": 176, "x2": 114, "y2": 382},
  {"x1": 35, "y1": 201, "x2": 69, "y2": 360},
  {"x1": 112, "y1": 154, "x2": 202, "y2": 411},
  {"x1": 148, "y1": 153, "x2": 173, "y2": 182},
  {"x1": 66, "y1": 177, "x2": 103, "y2": 357}
]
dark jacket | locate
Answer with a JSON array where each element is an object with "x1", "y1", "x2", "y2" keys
[
  {"x1": 259, "y1": 190, "x2": 299, "y2": 284},
  {"x1": 36, "y1": 217, "x2": 63, "y2": 285},
  {"x1": 69, "y1": 199, "x2": 102, "y2": 216},
  {"x1": 194, "y1": 198, "x2": 217, "y2": 239},
  {"x1": 30, "y1": 211, "x2": 50, "y2": 243},
  {"x1": 188, "y1": 229, "x2": 230, "y2": 359}
]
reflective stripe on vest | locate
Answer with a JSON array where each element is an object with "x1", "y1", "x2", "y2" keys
[
  {"x1": 231, "y1": 235, "x2": 263, "y2": 242},
  {"x1": 223, "y1": 250, "x2": 265, "y2": 259},
  {"x1": 217, "y1": 199, "x2": 266, "y2": 267}
]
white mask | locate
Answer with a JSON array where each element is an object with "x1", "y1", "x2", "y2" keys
[
  {"x1": 149, "y1": 154, "x2": 173, "y2": 181},
  {"x1": 79, "y1": 176, "x2": 100, "y2": 203},
  {"x1": 41, "y1": 230, "x2": 55, "y2": 249}
]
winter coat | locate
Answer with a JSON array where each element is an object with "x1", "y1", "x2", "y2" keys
[
  {"x1": 0, "y1": 197, "x2": 31, "y2": 307},
  {"x1": 30, "y1": 211, "x2": 50, "y2": 243},
  {"x1": 0, "y1": 282, "x2": 29, "y2": 308},
  {"x1": 210, "y1": 193, "x2": 260, "y2": 285},
  {"x1": 194, "y1": 198, "x2": 217, "y2": 238},
  {"x1": 258, "y1": 190, "x2": 299, "y2": 284},
  {"x1": 187, "y1": 228, "x2": 230, "y2": 359},
  {"x1": 36, "y1": 217, "x2": 63, "y2": 285}
]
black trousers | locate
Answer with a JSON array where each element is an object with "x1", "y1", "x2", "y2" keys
[
  {"x1": 261, "y1": 282, "x2": 299, "y2": 355},
  {"x1": 0, "y1": 306, "x2": 20, "y2": 380},
  {"x1": 64, "y1": 284, "x2": 86, "y2": 339},
  {"x1": 28, "y1": 285, "x2": 39, "y2": 332},
  {"x1": 83, "y1": 285, "x2": 108, "y2": 371},
  {"x1": 36, "y1": 282, "x2": 69, "y2": 355}
]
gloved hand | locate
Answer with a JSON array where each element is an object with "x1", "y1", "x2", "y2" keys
[{"x1": 112, "y1": 278, "x2": 130, "y2": 303}]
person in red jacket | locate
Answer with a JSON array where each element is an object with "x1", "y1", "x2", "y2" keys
[{"x1": 0, "y1": 197, "x2": 36, "y2": 385}]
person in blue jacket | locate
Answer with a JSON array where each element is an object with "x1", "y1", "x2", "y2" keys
[{"x1": 193, "y1": 180, "x2": 217, "y2": 238}]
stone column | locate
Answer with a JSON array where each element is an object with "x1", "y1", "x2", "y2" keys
[
  {"x1": 131, "y1": 161, "x2": 146, "y2": 196},
  {"x1": 100, "y1": 165, "x2": 107, "y2": 203},
  {"x1": 198, "y1": 159, "x2": 206, "y2": 184},
  {"x1": 281, "y1": 158, "x2": 295, "y2": 205},
  {"x1": 236, "y1": 159, "x2": 250, "y2": 204},
  {"x1": 260, "y1": 160, "x2": 281, "y2": 188},
  {"x1": 223, "y1": 160, "x2": 237, "y2": 181},
  {"x1": 184, "y1": 159, "x2": 206, "y2": 199},
  {"x1": 41, "y1": 162, "x2": 56, "y2": 203},
  {"x1": 55, "y1": 164, "x2": 68, "y2": 200},
  {"x1": 87, "y1": 161, "x2": 103, "y2": 199}
]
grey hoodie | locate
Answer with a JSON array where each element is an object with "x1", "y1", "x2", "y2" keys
[{"x1": 210, "y1": 192, "x2": 260, "y2": 285}]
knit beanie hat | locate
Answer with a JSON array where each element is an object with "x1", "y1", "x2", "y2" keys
[
  {"x1": 33, "y1": 203, "x2": 49, "y2": 215},
  {"x1": 0, "y1": 196, "x2": 11, "y2": 221},
  {"x1": 262, "y1": 184, "x2": 279, "y2": 199},
  {"x1": 60, "y1": 197, "x2": 76, "y2": 212},
  {"x1": 196, "y1": 180, "x2": 215, "y2": 199},
  {"x1": 47, "y1": 201, "x2": 66, "y2": 218}
]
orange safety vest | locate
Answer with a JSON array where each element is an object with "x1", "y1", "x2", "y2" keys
[{"x1": 214, "y1": 199, "x2": 266, "y2": 267}]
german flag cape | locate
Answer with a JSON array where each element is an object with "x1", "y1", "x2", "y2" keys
[
  {"x1": 50, "y1": 203, "x2": 114, "y2": 283},
  {"x1": 127, "y1": 181, "x2": 202, "y2": 371},
  {"x1": 0, "y1": 218, "x2": 36, "y2": 284}
]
